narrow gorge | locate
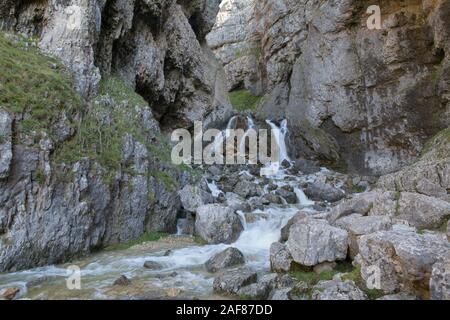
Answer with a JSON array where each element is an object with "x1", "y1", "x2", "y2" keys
[{"x1": 0, "y1": 0, "x2": 449, "y2": 301}]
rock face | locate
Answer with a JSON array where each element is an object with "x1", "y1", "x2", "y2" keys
[
  {"x1": 209, "y1": 0, "x2": 450, "y2": 175},
  {"x1": 205, "y1": 247, "x2": 245, "y2": 272},
  {"x1": 286, "y1": 218, "x2": 348, "y2": 267},
  {"x1": 195, "y1": 204, "x2": 244, "y2": 244},
  {"x1": 1, "y1": 0, "x2": 231, "y2": 130},
  {"x1": 356, "y1": 227, "x2": 450, "y2": 296},
  {"x1": 0, "y1": 108, "x2": 12, "y2": 179},
  {"x1": 0, "y1": 0, "x2": 233, "y2": 273}
]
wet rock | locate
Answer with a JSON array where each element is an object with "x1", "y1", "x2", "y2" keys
[
  {"x1": 304, "y1": 182, "x2": 345, "y2": 203},
  {"x1": 178, "y1": 185, "x2": 214, "y2": 213},
  {"x1": 1, "y1": 287, "x2": 20, "y2": 300},
  {"x1": 176, "y1": 216, "x2": 195, "y2": 236},
  {"x1": 280, "y1": 211, "x2": 308, "y2": 242},
  {"x1": 233, "y1": 181, "x2": 260, "y2": 198},
  {"x1": 225, "y1": 192, "x2": 251, "y2": 212},
  {"x1": 262, "y1": 193, "x2": 283, "y2": 205},
  {"x1": 334, "y1": 214, "x2": 393, "y2": 258},
  {"x1": 113, "y1": 275, "x2": 131, "y2": 286},
  {"x1": 312, "y1": 280, "x2": 367, "y2": 300},
  {"x1": 270, "y1": 242, "x2": 293, "y2": 272},
  {"x1": 356, "y1": 227, "x2": 450, "y2": 296},
  {"x1": 275, "y1": 187, "x2": 297, "y2": 204},
  {"x1": 205, "y1": 247, "x2": 245, "y2": 273},
  {"x1": 213, "y1": 269, "x2": 258, "y2": 295},
  {"x1": 143, "y1": 261, "x2": 163, "y2": 270},
  {"x1": 247, "y1": 197, "x2": 265, "y2": 211},
  {"x1": 286, "y1": 218, "x2": 348, "y2": 267},
  {"x1": 195, "y1": 204, "x2": 244, "y2": 244},
  {"x1": 430, "y1": 254, "x2": 450, "y2": 300}
]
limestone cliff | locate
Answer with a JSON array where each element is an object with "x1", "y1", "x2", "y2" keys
[{"x1": 209, "y1": 0, "x2": 450, "y2": 175}]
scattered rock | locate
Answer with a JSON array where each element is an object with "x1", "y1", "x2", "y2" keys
[
  {"x1": 233, "y1": 181, "x2": 260, "y2": 198},
  {"x1": 304, "y1": 182, "x2": 345, "y2": 203},
  {"x1": 205, "y1": 247, "x2": 245, "y2": 273},
  {"x1": 143, "y1": 261, "x2": 163, "y2": 270},
  {"x1": 178, "y1": 185, "x2": 214, "y2": 213},
  {"x1": 286, "y1": 218, "x2": 348, "y2": 267},
  {"x1": 275, "y1": 187, "x2": 297, "y2": 204},
  {"x1": 213, "y1": 269, "x2": 258, "y2": 295},
  {"x1": 113, "y1": 275, "x2": 131, "y2": 286},
  {"x1": 225, "y1": 192, "x2": 251, "y2": 212},
  {"x1": 195, "y1": 204, "x2": 244, "y2": 244},
  {"x1": 312, "y1": 280, "x2": 367, "y2": 300},
  {"x1": 327, "y1": 191, "x2": 378, "y2": 223},
  {"x1": 270, "y1": 242, "x2": 293, "y2": 272}
]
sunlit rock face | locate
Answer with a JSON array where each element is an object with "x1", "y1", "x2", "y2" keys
[{"x1": 209, "y1": 0, "x2": 450, "y2": 175}]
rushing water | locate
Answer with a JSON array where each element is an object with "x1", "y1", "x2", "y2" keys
[{"x1": 0, "y1": 117, "x2": 319, "y2": 300}]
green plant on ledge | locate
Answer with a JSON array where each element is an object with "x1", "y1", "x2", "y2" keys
[{"x1": 229, "y1": 89, "x2": 264, "y2": 111}]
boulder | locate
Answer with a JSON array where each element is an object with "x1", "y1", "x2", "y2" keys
[
  {"x1": 394, "y1": 193, "x2": 450, "y2": 230},
  {"x1": 430, "y1": 254, "x2": 450, "y2": 300},
  {"x1": 270, "y1": 242, "x2": 293, "y2": 272},
  {"x1": 447, "y1": 220, "x2": 450, "y2": 242},
  {"x1": 327, "y1": 191, "x2": 378, "y2": 223},
  {"x1": 280, "y1": 211, "x2": 308, "y2": 242},
  {"x1": 286, "y1": 218, "x2": 348, "y2": 267},
  {"x1": 113, "y1": 275, "x2": 131, "y2": 286},
  {"x1": 356, "y1": 227, "x2": 450, "y2": 296},
  {"x1": 233, "y1": 181, "x2": 260, "y2": 198},
  {"x1": 311, "y1": 280, "x2": 368, "y2": 300},
  {"x1": 334, "y1": 214, "x2": 393, "y2": 258},
  {"x1": 195, "y1": 204, "x2": 244, "y2": 244},
  {"x1": 225, "y1": 192, "x2": 251, "y2": 212},
  {"x1": 178, "y1": 185, "x2": 214, "y2": 213},
  {"x1": 304, "y1": 182, "x2": 345, "y2": 203},
  {"x1": 143, "y1": 261, "x2": 163, "y2": 270},
  {"x1": 213, "y1": 268, "x2": 258, "y2": 295},
  {"x1": 205, "y1": 247, "x2": 245, "y2": 273},
  {"x1": 275, "y1": 187, "x2": 298, "y2": 204}
]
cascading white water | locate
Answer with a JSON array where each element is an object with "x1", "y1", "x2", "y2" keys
[{"x1": 266, "y1": 119, "x2": 291, "y2": 166}]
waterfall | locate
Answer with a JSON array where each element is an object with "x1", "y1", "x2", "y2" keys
[
  {"x1": 207, "y1": 180, "x2": 223, "y2": 198},
  {"x1": 213, "y1": 116, "x2": 238, "y2": 156},
  {"x1": 239, "y1": 116, "x2": 256, "y2": 156},
  {"x1": 294, "y1": 187, "x2": 315, "y2": 207},
  {"x1": 266, "y1": 119, "x2": 291, "y2": 166}
]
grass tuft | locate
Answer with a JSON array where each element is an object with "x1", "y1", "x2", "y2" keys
[{"x1": 229, "y1": 90, "x2": 264, "y2": 111}]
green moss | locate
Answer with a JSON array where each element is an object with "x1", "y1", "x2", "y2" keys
[
  {"x1": 104, "y1": 232, "x2": 170, "y2": 251},
  {"x1": 34, "y1": 169, "x2": 45, "y2": 184},
  {"x1": 0, "y1": 32, "x2": 81, "y2": 134},
  {"x1": 421, "y1": 127, "x2": 450, "y2": 156},
  {"x1": 193, "y1": 236, "x2": 208, "y2": 245},
  {"x1": 395, "y1": 191, "x2": 401, "y2": 215},
  {"x1": 229, "y1": 90, "x2": 264, "y2": 111},
  {"x1": 352, "y1": 185, "x2": 366, "y2": 193},
  {"x1": 99, "y1": 75, "x2": 147, "y2": 107}
]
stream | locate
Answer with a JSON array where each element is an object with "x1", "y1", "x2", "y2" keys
[{"x1": 0, "y1": 118, "x2": 327, "y2": 300}]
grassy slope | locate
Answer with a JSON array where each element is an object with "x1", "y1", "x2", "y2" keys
[{"x1": 0, "y1": 32, "x2": 81, "y2": 134}]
